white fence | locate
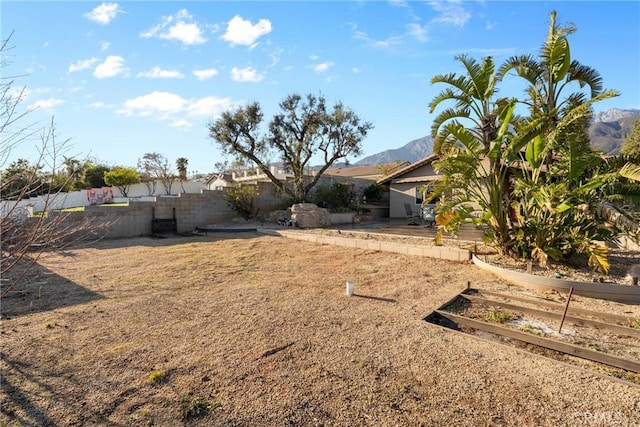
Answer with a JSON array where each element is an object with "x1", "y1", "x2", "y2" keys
[{"x1": 0, "y1": 180, "x2": 208, "y2": 216}]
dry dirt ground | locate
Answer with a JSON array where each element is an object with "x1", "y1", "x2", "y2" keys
[{"x1": 1, "y1": 232, "x2": 639, "y2": 426}]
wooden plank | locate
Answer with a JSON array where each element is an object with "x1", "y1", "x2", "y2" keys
[
  {"x1": 461, "y1": 294, "x2": 640, "y2": 338},
  {"x1": 434, "y1": 310, "x2": 640, "y2": 373},
  {"x1": 471, "y1": 289, "x2": 635, "y2": 324},
  {"x1": 471, "y1": 255, "x2": 640, "y2": 304}
]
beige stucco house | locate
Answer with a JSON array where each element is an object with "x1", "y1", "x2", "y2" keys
[{"x1": 377, "y1": 154, "x2": 440, "y2": 219}]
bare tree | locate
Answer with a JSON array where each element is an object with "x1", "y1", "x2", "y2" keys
[
  {"x1": 138, "y1": 152, "x2": 176, "y2": 195},
  {"x1": 1, "y1": 34, "x2": 111, "y2": 298}
]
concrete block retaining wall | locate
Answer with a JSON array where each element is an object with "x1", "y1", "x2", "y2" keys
[
  {"x1": 36, "y1": 184, "x2": 290, "y2": 240},
  {"x1": 258, "y1": 229, "x2": 471, "y2": 262}
]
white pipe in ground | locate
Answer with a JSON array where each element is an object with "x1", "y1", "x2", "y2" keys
[{"x1": 346, "y1": 281, "x2": 354, "y2": 296}]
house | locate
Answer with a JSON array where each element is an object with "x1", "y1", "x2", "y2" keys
[
  {"x1": 203, "y1": 172, "x2": 234, "y2": 190},
  {"x1": 320, "y1": 161, "x2": 410, "y2": 193},
  {"x1": 377, "y1": 155, "x2": 440, "y2": 218},
  {"x1": 203, "y1": 164, "x2": 299, "y2": 191}
]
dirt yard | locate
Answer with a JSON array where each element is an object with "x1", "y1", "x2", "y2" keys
[{"x1": 1, "y1": 232, "x2": 639, "y2": 426}]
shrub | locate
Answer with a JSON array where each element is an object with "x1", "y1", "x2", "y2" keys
[
  {"x1": 363, "y1": 184, "x2": 385, "y2": 203},
  {"x1": 146, "y1": 370, "x2": 166, "y2": 385},
  {"x1": 224, "y1": 184, "x2": 259, "y2": 220},
  {"x1": 180, "y1": 396, "x2": 217, "y2": 420},
  {"x1": 313, "y1": 182, "x2": 357, "y2": 211}
]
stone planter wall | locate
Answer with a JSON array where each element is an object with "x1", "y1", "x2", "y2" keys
[{"x1": 258, "y1": 229, "x2": 471, "y2": 262}]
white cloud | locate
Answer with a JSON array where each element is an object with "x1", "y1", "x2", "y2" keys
[
  {"x1": 170, "y1": 119, "x2": 192, "y2": 128},
  {"x1": 93, "y1": 55, "x2": 128, "y2": 78},
  {"x1": 230, "y1": 66, "x2": 264, "y2": 83},
  {"x1": 313, "y1": 61, "x2": 334, "y2": 73},
  {"x1": 117, "y1": 91, "x2": 236, "y2": 125},
  {"x1": 353, "y1": 28, "x2": 402, "y2": 48},
  {"x1": 352, "y1": 67, "x2": 361, "y2": 74},
  {"x1": 141, "y1": 9, "x2": 207, "y2": 46},
  {"x1": 428, "y1": 1, "x2": 471, "y2": 28},
  {"x1": 24, "y1": 87, "x2": 52, "y2": 97},
  {"x1": 193, "y1": 68, "x2": 219, "y2": 81},
  {"x1": 136, "y1": 66, "x2": 185, "y2": 79},
  {"x1": 88, "y1": 101, "x2": 106, "y2": 108},
  {"x1": 68, "y1": 57, "x2": 98, "y2": 73},
  {"x1": 222, "y1": 15, "x2": 272, "y2": 47},
  {"x1": 186, "y1": 96, "x2": 234, "y2": 118},
  {"x1": 389, "y1": 0, "x2": 408, "y2": 7},
  {"x1": 28, "y1": 98, "x2": 64, "y2": 112},
  {"x1": 84, "y1": 3, "x2": 121, "y2": 25},
  {"x1": 100, "y1": 41, "x2": 111, "y2": 51},
  {"x1": 407, "y1": 23, "x2": 428, "y2": 42},
  {"x1": 164, "y1": 21, "x2": 206, "y2": 45},
  {"x1": 118, "y1": 91, "x2": 185, "y2": 118},
  {"x1": 268, "y1": 47, "x2": 284, "y2": 67}
]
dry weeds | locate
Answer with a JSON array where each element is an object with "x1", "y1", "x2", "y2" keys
[{"x1": 1, "y1": 232, "x2": 639, "y2": 426}]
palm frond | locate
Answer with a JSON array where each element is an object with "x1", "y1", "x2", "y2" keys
[
  {"x1": 497, "y1": 54, "x2": 541, "y2": 84},
  {"x1": 620, "y1": 162, "x2": 640, "y2": 181},
  {"x1": 431, "y1": 107, "x2": 472, "y2": 138},
  {"x1": 567, "y1": 61, "x2": 604, "y2": 97}
]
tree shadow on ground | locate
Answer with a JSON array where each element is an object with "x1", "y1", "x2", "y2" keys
[
  {"x1": 1, "y1": 260, "x2": 105, "y2": 319},
  {"x1": 82, "y1": 230, "x2": 266, "y2": 251}
]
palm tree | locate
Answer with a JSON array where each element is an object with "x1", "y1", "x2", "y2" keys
[
  {"x1": 176, "y1": 157, "x2": 188, "y2": 180},
  {"x1": 429, "y1": 54, "x2": 519, "y2": 252},
  {"x1": 430, "y1": 55, "x2": 511, "y2": 156}
]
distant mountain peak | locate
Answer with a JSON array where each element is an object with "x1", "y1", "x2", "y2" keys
[
  {"x1": 356, "y1": 108, "x2": 639, "y2": 165},
  {"x1": 593, "y1": 108, "x2": 640, "y2": 123},
  {"x1": 355, "y1": 136, "x2": 433, "y2": 166}
]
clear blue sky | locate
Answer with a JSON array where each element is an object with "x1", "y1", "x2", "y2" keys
[{"x1": 3, "y1": 1, "x2": 639, "y2": 176}]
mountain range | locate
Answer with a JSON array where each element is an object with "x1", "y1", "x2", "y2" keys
[{"x1": 355, "y1": 108, "x2": 639, "y2": 166}]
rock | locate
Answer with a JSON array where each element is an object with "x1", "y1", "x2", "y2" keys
[{"x1": 290, "y1": 203, "x2": 331, "y2": 229}]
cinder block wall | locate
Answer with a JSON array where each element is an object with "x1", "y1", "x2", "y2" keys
[{"x1": 51, "y1": 187, "x2": 288, "y2": 239}]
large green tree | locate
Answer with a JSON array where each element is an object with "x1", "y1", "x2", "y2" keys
[
  {"x1": 0, "y1": 159, "x2": 42, "y2": 199},
  {"x1": 83, "y1": 162, "x2": 111, "y2": 188},
  {"x1": 104, "y1": 166, "x2": 140, "y2": 197},
  {"x1": 208, "y1": 93, "x2": 373, "y2": 203}
]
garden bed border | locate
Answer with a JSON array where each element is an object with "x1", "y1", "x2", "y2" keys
[{"x1": 257, "y1": 228, "x2": 471, "y2": 262}]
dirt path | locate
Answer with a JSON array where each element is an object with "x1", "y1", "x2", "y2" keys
[{"x1": 1, "y1": 233, "x2": 638, "y2": 426}]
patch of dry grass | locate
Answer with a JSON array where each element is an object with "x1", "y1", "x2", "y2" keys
[{"x1": 1, "y1": 233, "x2": 639, "y2": 426}]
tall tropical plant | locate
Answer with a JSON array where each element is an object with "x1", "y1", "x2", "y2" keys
[
  {"x1": 497, "y1": 11, "x2": 617, "y2": 163},
  {"x1": 496, "y1": 11, "x2": 620, "y2": 273},
  {"x1": 429, "y1": 11, "x2": 622, "y2": 273},
  {"x1": 429, "y1": 54, "x2": 518, "y2": 252}
]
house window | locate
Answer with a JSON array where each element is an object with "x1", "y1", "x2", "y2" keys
[
  {"x1": 417, "y1": 184, "x2": 439, "y2": 205},
  {"x1": 415, "y1": 186, "x2": 423, "y2": 205}
]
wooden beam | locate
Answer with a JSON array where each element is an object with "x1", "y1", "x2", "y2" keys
[
  {"x1": 461, "y1": 294, "x2": 640, "y2": 338},
  {"x1": 434, "y1": 310, "x2": 640, "y2": 373},
  {"x1": 471, "y1": 289, "x2": 635, "y2": 324}
]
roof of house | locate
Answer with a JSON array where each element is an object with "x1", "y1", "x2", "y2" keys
[
  {"x1": 203, "y1": 172, "x2": 232, "y2": 185},
  {"x1": 324, "y1": 161, "x2": 409, "y2": 178},
  {"x1": 376, "y1": 154, "x2": 439, "y2": 185}
]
